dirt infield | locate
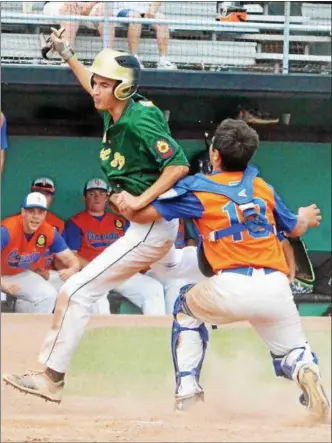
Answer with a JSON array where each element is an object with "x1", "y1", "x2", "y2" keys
[{"x1": 1, "y1": 315, "x2": 331, "y2": 442}]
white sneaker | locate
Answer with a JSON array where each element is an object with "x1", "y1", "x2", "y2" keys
[
  {"x1": 297, "y1": 364, "x2": 330, "y2": 422},
  {"x1": 157, "y1": 59, "x2": 177, "y2": 70}
]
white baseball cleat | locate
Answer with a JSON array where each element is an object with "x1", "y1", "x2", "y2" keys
[
  {"x1": 3, "y1": 371, "x2": 64, "y2": 403},
  {"x1": 174, "y1": 391, "x2": 204, "y2": 412},
  {"x1": 297, "y1": 364, "x2": 330, "y2": 421}
]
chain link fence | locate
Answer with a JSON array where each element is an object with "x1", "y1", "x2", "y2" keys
[{"x1": 1, "y1": 1, "x2": 331, "y2": 73}]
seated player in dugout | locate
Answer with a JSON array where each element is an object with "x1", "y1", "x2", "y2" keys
[
  {"x1": 63, "y1": 178, "x2": 166, "y2": 315},
  {"x1": 113, "y1": 119, "x2": 330, "y2": 420},
  {"x1": 1, "y1": 192, "x2": 79, "y2": 313},
  {"x1": 30, "y1": 177, "x2": 67, "y2": 291}
]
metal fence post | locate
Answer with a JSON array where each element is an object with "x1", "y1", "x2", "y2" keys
[
  {"x1": 283, "y1": 1, "x2": 291, "y2": 74},
  {"x1": 103, "y1": 1, "x2": 110, "y2": 48}
]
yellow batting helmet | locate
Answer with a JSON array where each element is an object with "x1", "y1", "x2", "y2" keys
[{"x1": 89, "y1": 48, "x2": 141, "y2": 100}]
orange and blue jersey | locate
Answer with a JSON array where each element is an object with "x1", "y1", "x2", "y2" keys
[
  {"x1": 32, "y1": 211, "x2": 65, "y2": 270},
  {"x1": 152, "y1": 165, "x2": 298, "y2": 275},
  {"x1": 1, "y1": 214, "x2": 68, "y2": 276},
  {"x1": 175, "y1": 218, "x2": 186, "y2": 249},
  {"x1": 63, "y1": 211, "x2": 129, "y2": 261}
]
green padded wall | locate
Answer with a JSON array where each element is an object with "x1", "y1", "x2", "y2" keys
[{"x1": 1, "y1": 137, "x2": 330, "y2": 252}]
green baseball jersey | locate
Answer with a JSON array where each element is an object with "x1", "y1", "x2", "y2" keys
[{"x1": 99, "y1": 97, "x2": 189, "y2": 196}]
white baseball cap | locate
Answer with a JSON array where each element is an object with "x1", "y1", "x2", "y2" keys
[
  {"x1": 22, "y1": 192, "x2": 48, "y2": 211},
  {"x1": 83, "y1": 178, "x2": 108, "y2": 194}
]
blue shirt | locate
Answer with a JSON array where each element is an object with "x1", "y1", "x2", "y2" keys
[
  {"x1": 1, "y1": 116, "x2": 8, "y2": 151},
  {"x1": 1, "y1": 226, "x2": 68, "y2": 253},
  {"x1": 63, "y1": 220, "x2": 84, "y2": 251},
  {"x1": 152, "y1": 185, "x2": 298, "y2": 234}
]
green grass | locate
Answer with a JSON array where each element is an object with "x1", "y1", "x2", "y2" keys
[{"x1": 67, "y1": 327, "x2": 331, "y2": 397}]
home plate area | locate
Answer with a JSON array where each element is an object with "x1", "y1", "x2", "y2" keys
[{"x1": 1, "y1": 315, "x2": 330, "y2": 442}]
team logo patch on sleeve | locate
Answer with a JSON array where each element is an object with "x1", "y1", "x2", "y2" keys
[
  {"x1": 115, "y1": 219, "x2": 124, "y2": 230},
  {"x1": 36, "y1": 234, "x2": 46, "y2": 248},
  {"x1": 154, "y1": 140, "x2": 175, "y2": 159}
]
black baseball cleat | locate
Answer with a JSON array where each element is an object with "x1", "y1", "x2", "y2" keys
[{"x1": 174, "y1": 391, "x2": 205, "y2": 412}]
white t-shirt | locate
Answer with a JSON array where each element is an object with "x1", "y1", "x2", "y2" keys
[{"x1": 114, "y1": 2, "x2": 152, "y2": 14}]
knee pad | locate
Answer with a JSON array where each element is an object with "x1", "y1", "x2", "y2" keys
[
  {"x1": 171, "y1": 317, "x2": 209, "y2": 394},
  {"x1": 172, "y1": 283, "x2": 196, "y2": 317},
  {"x1": 272, "y1": 343, "x2": 319, "y2": 381}
]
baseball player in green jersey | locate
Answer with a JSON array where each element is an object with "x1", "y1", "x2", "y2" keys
[{"x1": 3, "y1": 28, "x2": 190, "y2": 403}]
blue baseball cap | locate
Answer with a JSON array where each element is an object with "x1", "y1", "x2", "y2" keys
[{"x1": 22, "y1": 192, "x2": 48, "y2": 211}]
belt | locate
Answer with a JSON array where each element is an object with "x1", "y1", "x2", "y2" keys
[{"x1": 222, "y1": 266, "x2": 276, "y2": 277}]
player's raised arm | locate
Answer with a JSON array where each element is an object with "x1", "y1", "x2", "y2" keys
[{"x1": 43, "y1": 28, "x2": 93, "y2": 95}]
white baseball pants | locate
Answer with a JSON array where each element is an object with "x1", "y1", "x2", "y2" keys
[
  {"x1": 39, "y1": 219, "x2": 178, "y2": 372},
  {"x1": 149, "y1": 245, "x2": 205, "y2": 314},
  {"x1": 175, "y1": 269, "x2": 311, "y2": 396},
  {"x1": 2, "y1": 270, "x2": 57, "y2": 313}
]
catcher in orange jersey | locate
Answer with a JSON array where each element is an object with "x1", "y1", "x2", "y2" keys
[{"x1": 116, "y1": 119, "x2": 330, "y2": 421}]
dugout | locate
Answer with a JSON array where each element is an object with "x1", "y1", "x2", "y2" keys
[{"x1": 1, "y1": 66, "x2": 331, "y2": 315}]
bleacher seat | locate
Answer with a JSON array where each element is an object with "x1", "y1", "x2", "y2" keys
[
  {"x1": 301, "y1": 2, "x2": 332, "y2": 20},
  {"x1": 1, "y1": 33, "x2": 257, "y2": 67},
  {"x1": 0, "y1": 1, "x2": 331, "y2": 72}
]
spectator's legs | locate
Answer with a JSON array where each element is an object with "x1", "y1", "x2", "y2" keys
[
  {"x1": 149, "y1": 12, "x2": 169, "y2": 58},
  {"x1": 149, "y1": 12, "x2": 176, "y2": 70},
  {"x1": 89, "y1": 2, "x2": 115, "y2": 48},
  {"x1": 58, "y1": 2, "x2": 81, "y2": 48},
  {"x1": 126, "y1": 11, "x2": 142, "y2": 58}
]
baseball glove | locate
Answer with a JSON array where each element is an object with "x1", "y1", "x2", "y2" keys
[{"x1": 40, "y1": 27, "x2": 74, "y2": 61}]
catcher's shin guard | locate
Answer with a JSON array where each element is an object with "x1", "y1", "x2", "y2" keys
[
  {"x1": 171, "y1": 287, "x2": 209, "y2": 405},
  {"x1": 271, "y1": 343, "x2": 318, "y2": 381}
]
